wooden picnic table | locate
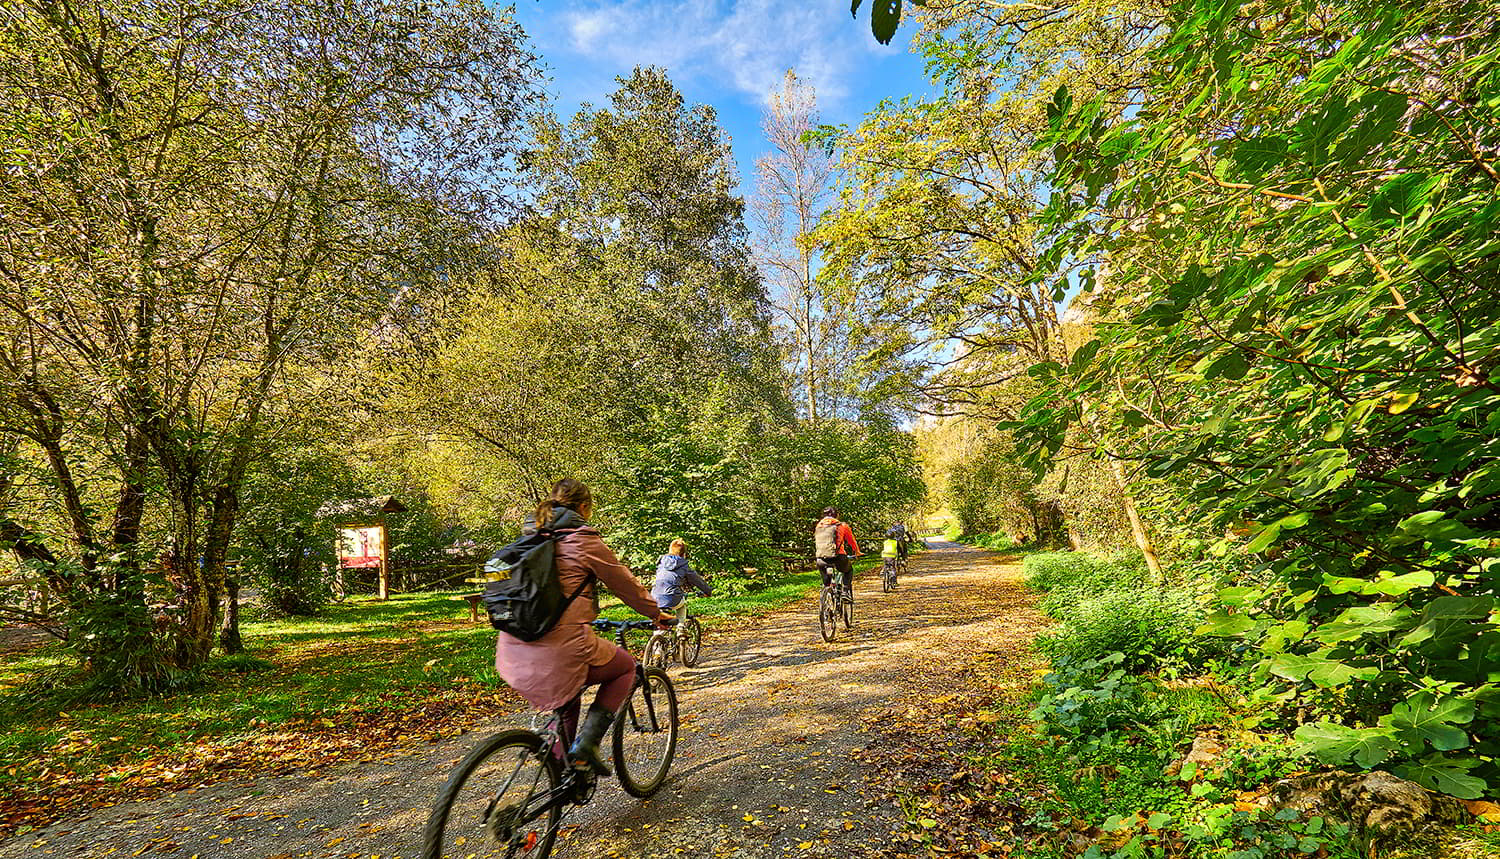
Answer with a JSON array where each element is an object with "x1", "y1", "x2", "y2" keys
[{"x1": 451, "y1": 575, "x2": 500, "y2": 623}]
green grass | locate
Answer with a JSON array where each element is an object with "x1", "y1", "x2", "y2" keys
[{"x1": 0, "y1": 591, "x2": 505, "y2": 796}]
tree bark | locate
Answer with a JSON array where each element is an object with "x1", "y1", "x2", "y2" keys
[
  {"x1": 1106, "y1": 456, "x2": 1163, "y2": 582},
  {"x1": 219, "y1": 575, "x2": 243, "y2": 655}
]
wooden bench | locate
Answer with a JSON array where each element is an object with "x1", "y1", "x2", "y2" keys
[
  {"x1": 451, "y1": 592, "x2": 485, "y2": 623},
  {"x1": 778, "y1": 555, "x2": 816, "y2": 575}
]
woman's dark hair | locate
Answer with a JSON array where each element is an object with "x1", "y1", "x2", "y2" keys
[
  {"x1": 821, "y1": 507, "x2": 838, "y2": 519},
  {"x1": 536, "y1": 478, "x2": 592, "y2": 528}
]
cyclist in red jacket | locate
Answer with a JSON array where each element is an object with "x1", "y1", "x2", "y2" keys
[{"x1": 813, "y1": 507, "x2": 860, "y2": 594}]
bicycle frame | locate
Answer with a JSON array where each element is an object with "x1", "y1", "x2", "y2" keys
[
  {"x1": 647, "y1": 599, "x2": 689, "y2": 658},
  {"x1": 487, "y1": 658, "x2": 662, "y2": 847}
]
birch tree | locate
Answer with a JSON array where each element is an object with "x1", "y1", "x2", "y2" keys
[{"x1": 751, "y1": 70, "x2": 852, "y2": 421}]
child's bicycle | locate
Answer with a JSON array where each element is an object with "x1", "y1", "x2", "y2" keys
[
  {"x1": 879, "y1": 537, "x2": 907, "y2": 593},
  {"x1": 641, "y1": 599, "x2": 703, "y2": 669},
  {"x1": 880, "y1": 556, "x2": 900, "y2": 592},
  {"x1": 421, "y1": 619, "x2": 678, "y2": 859}
]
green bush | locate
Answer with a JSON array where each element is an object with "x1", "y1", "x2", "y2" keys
[
  {"x1": 1024, "y1": 551, "x2": 1145, "y2": 599},
  {"x1": 1039, "y1": 586, "x2": 1208, "y2": 672},
  {"x1": 960, "y1": 530, "x2": 1016, "y2": 551}
]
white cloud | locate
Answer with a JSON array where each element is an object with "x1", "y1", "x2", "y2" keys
[{"x1": 554, "y1": 0, "x2": 891, "y2": 107}]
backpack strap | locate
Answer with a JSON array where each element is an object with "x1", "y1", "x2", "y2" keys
[{"x1": 545, "y1": 525, "x2": 595, "y2": 614}]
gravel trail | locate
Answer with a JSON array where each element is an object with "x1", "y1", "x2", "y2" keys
[{"x1": 0, "y1": 542, "x2": 1037, "y2": 859}]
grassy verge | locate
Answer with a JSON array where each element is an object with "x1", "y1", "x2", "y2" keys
[
  {"x1": 862, "y1": 548, "x2": 1498, "y2": 859},
  {"x1": 955, "y1": 530, "x2": 1020, "y2": 552},
  {"x1": 0, "y1": 559, "x2": 857, "y2": 836}
]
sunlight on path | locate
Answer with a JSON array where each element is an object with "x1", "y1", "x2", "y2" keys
[{"x1": 0, "y1": 543, "x2": 1043, "y2": 859}]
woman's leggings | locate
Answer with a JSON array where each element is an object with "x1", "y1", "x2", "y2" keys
[{"x1": 556, "y1": 645, "x2": 637, "y2": 743}]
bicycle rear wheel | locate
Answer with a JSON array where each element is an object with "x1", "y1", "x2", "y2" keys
[
  {"x1": 613, "y1": 667, "x2": 678, "y2": 797},
  {"x1": 642, "y1": 634, "x2": 670, "y2": 669},
  {"x1": 422, "y1": 730, "x2": 561, "y2": 859},
  {"x1": 818, "y1": 588, "x2": 837, "y2": 642},
  {"x1": 881, "y1": 561, "x2": 894, "y2": 593},
  {"x1": 679, "y1": 617, "x2": 703, "y2": 667}
]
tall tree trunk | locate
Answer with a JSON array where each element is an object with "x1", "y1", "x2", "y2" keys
[
  {"x1": 1106, "y1": 457, "x2": 1163, "y2": 582},
  {"x1": 219, "y1": 575, "x2": 243, "y2": 654}
]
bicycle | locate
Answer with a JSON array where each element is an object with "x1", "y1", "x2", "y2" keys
[
  {"x1": 421, "y1": 619, "x2": 679, "y2": 859},
  {"x1": 818, "y1": 577, "x2": 854, "y2": 642},
  {"x1": 880, "y1": 556, "x2": 900, "y2": 592},
  {"x1": 641, "y1": 599, "x2": 702, "y2": 669}
]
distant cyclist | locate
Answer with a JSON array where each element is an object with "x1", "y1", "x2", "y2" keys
[
  {"x1": 886, "y1": 522, "x2": 910, "y2": 564},
  {"x1": 651, "y1": 538, "x2": 713, "y2": 610},
  {"x1": 813, "y1": 507, "x2": 860, "y2": 595}
]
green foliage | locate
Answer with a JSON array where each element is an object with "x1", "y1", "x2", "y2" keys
[
  {"x1": 750, "y1": 418, "x2": 927, "y2": 554},
  {"x1": 1025, "y1": 551, "x2": 1217, "y2": 672},
  {"x1": 1024, "y1": 652, "x2": 1361, "y2": 859},
  {"x1": 235, "y1": 447, "x2": 357, "y2": 617},
  {"x1": 0, "y1": 0, "x2": 541, "y2": 683},
  {"x1": 959, "y1": 531, "x2": 1016, "y2": 552},
  {"x1": 1017, "y1": 0, "x2": 1500, "y2": 793},
  {"x1": 1024, "y1": 551, "x2": 1145, "y2": 594},
  {"x1": 602, "y1": 425, "x2": 772, "y2": 573},
  {"x1": 849, "y1": 0, "x2": 920, "y2": 45},
  {"x1": 1040, "y1": 587, "x2": 1207, "y2": 672}
]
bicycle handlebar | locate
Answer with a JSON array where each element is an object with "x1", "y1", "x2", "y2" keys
[{"x1": 591, "y1": 618, "x2": 659, "y2": 632}]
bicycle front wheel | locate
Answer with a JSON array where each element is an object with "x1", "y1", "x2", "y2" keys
[
  {"x1": 642, "y1": 634, "x2": 670, "y2": 669},
  {"x1": 422, "y1": 730, "x2": 561, "y2": 859},
  {"x1": 841, "y1": 588, "x2": 854, "y2": 630},
  {"x1": 613, "y1": 667, "x2": 678, "y2": 797},
  {"x1": 679, "y1": 617, "x2": 703, "y2": 667},
  {"x1": 818, "y1": 588, "x2": 837, "y2": 642}
]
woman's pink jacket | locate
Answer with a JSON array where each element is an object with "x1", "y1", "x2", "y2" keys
[{"x1": 493, "y1": 525, "x2": 661, "y2": 711}]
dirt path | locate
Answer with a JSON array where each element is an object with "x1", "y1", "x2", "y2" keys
[{"x1": 0, "y1": 543, "x2": 1044, "y2": 859}]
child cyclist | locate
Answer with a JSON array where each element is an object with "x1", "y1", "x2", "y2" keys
[{"x1": 652, "y1": 538, "x2": 713, "y2": 610}]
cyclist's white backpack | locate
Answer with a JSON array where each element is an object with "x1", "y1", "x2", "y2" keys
[{"x1": 814, "y1": 519, "x2": 840, "y2": 558}]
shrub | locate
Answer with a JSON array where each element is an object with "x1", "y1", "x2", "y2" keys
[
  {"x1": 1025, "y1": 551, "x2": 1147, "y2": 615},
  {"x1": 960, "y1": 531, "x2": 1016, "y2": 551},
  {"x1": 1039, "y1": 586, "x2": 1208, "y2": 671}
]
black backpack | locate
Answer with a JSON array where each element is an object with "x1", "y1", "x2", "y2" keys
[{"x1": 481, "y1": 514, "x2": 593, "y2": 642}]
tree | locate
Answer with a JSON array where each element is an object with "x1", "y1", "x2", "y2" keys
[
  {"x1": 1023, "y1": 0, "x2": 1500, "y2": 795},
  {"x1": 814, "y1": 0, "x2": 1163, "y2": 558},
  {"x1": 0, "y1": 0, "x2": 540, "y2": 687},
  {"x1": 751, "y1": 70, "x2": 852, "y2": 422},
  {"x1": 382, "y1": 68, "x2": 788, "y2": 538}
]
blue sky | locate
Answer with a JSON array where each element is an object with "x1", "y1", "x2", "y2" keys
[{"x1": 509, "y1": 0, "x2": 935, "y2": 189}]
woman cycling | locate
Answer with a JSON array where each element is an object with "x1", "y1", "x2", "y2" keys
[
  {"x1": 651, "y1": 538, "x2": 713, "y2": 610},
  {"x1": 493, "y1": 479, "x2": 671, "y2": 775}
]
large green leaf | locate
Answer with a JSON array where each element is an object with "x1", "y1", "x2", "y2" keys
[
  {"x1": 1399, "y1": 596, "x2": 1496, "y2": 648},
  {"x1": 1197, "y1": 608, "x2": 1256, "y2": 637},
  {"x1": 1381, "y1": 692, "x2": 1474, "y2": 751},
  {"x1": 1394, "y1": 756, "x2": 1487, "y2": 799},
  {"x1": 1293, "y1": 722, "x2": 1399, "y2": 768},
  {"x1": 1270, "y1": 652, "x2": 1377, "y2": 688},
  {"x1": 1313, "y1": 604, "x2": 1413, "y2": 644}
]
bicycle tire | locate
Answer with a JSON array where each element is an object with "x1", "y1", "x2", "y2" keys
[
  {"x1": 819, "y1": 588, "x2": 837, "y2": 642},
  {"x1": 881, "y1": 561, "x2": 894, "y2": 593},
  {"x1": 642, "y1": 634, "x2": 670, "y2": 670},
  {"x1": 422, "y1": 729, "x2": 561, "y2": 859},
  {"x1": 841, "y1": 586, "x2": 854, "y2": 630},
  {"x1": 679, "y1": 617, "x2": 703, "y2": 667},
  {"x1": 613, "y1": 667, "x2": 678, "y2": 797}
]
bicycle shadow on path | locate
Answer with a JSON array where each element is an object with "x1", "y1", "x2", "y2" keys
[{"x1": 0, "y1": 542, "x2": 1045, "y2": 859}]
